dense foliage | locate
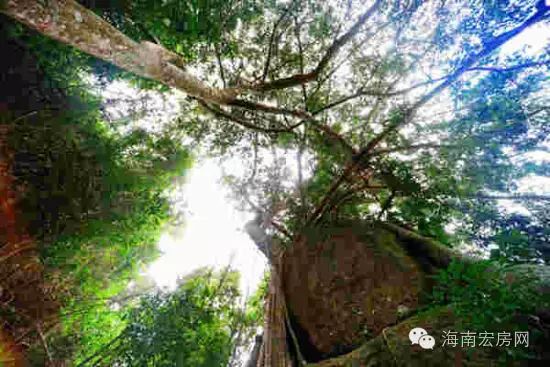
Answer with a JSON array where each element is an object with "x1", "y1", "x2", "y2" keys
[
  {"x1": 1, "y1": 0, "x2": 549, "y2": 365},
  {"x1": 6, "y1": 0, "x2": 549, "y2": 258},
  {"x1": 70, "y1": 268, "x2": 263, "y2": 367},
  {"x1": 1, "y1": 17, "x2": 195, "y2": 364}
]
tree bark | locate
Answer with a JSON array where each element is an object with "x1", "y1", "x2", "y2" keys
[
  {"x1": 263, "y1": 220, "x2": 469, "y2": 365},
  {"x1": 257, "y1": 260, "x2": 294, "y2": 367}
]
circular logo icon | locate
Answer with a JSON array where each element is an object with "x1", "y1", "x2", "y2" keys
[{"x1": 418, "y1": 334, "x2": 436, "y2": 349}]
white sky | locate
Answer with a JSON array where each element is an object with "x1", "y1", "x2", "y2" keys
[
  {"x1": 91, "y1": 79, "x2": 268, "y2": 297},
  {"x1": 146, "y1": 158, "x2": 267, "y2": 295}
]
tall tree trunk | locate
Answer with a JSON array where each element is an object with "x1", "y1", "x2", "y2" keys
[
  {"x1": 257, "y1": 251, "x2": 294, "y2": 367},
  {"x1": 261, "y1": 220, "x2": 466, "y2": 366}
]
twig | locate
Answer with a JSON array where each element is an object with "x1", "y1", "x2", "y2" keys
[
  {"x1": 0, "y1": 243, "x2": 36, "y2": 264},
  {"x1": 262, "y1": 6, "x2": 293, "y2": 82},
  {"x1": 36, "y1": 322, "x2": 53, "y2": 363},
  {"x1": 214, "y1": 43, "x2": 227, "y2": 88},
  {"x1": 198, "y1": 99, "x2": 303, "y2": 133}
]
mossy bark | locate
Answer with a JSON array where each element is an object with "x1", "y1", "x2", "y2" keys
[{"x1": 279, "y1": 220, "x2": 462, "y2": 362}]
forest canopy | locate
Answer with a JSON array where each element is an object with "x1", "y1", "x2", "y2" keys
[{"x1": 0, "y1": 0, "x2": 549, "y2": 366}]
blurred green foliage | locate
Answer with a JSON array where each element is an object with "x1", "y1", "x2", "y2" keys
[{"x1": 73, "y1": 268, "x2": 265, "y2": 367}]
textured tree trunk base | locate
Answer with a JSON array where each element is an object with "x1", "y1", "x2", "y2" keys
[
  {"x1": 258, "y1": 221, "x2": 549, "y2": 366},
  {"x1": 280, "y1": 221, "x2": 461, "y2": 361}
]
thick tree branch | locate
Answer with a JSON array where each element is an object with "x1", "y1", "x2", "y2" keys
[
  {"x1": 1, "y1": 0, "x2": 237, "y2": 105},
  {"x1": 313, "y1": 59, "x2": 550, "y2": 114},
  {"x1": 370, "y1": 143, "x2": 458, "y2": 157},
  {"x1": 325, "y1": 182, "x2": 378, "y2": 217},
  {"x1": 270, "y1": 221, "x2": 293, "y2": 241},
  {"x1": 293, "y1": 15, "x2": 309, "y2": 108},
  {"x1": 306, "y1": 166, "x2": 358, "y2": 224},
  {"x1": 228, "y1": 98, "x2": 311, "y2": 119},
  {"x1": 311, "y1": 120, "x2": 357, "y2": 154},
  {"x1": 215, "y1": 43, "x2": 227, "y2": 88},
  {"x1": 202, "y1": 98, "x2": 356, "y2": 154},
  {"x1": 311, "y1": 79, "x2": 441, "y2": 114}
]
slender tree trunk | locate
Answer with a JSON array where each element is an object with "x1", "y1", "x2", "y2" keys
[{"x1": 257, "y1": 261, "x2": 294, "y2": 367}]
